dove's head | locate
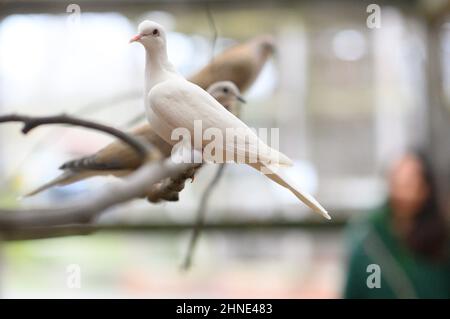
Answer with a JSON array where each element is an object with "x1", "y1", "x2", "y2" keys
[
  {"x1": 253, "y1": 35, "x2": 275, "y2": 58},
  {"x1": 129, "y1": 20, "x2": 167, "y2": 51},
  {"x1": 207, "y1": 81, "x2": 246, "y2": 116}
]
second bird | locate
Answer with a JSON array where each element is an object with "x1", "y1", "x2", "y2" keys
[{"x1": 25, "y1": 81, "x2": 245, "y2": 198}]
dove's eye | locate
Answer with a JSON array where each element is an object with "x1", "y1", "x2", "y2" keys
[
  {"x1": 152, "y1": 29, "x2": 159, "y2": 36},
  {"x1": 223, "y1": 88, "x2": 229, "y2": 94}
]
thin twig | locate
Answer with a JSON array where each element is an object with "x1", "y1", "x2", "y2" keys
[
  {"x1": 182, "y1": 163, "x2": 226, "y2": 270},
  {"x1": 205, "y1": 0, "x2": 219, "y2": 90},
  {"x1": 205, "y1": 2, "x2": 218, "y2": 60},
  {"x1": 0, "y1": 114, "x2": 149, "y2": 158}
]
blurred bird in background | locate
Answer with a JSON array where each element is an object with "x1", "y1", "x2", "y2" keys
[{"x1": 189, "y1": 35, "x2": 275, "y2": 92}]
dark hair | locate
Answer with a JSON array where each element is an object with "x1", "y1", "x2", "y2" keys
[{"x1": 403, "y1": 150, "x2": 448, "y2": 261}]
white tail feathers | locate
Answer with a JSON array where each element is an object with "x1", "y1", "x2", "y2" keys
[{"x1": 249, "y1": 162, "x2": 331, "y2": 220}]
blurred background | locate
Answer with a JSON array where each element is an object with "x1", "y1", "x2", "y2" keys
[{"x1": 0, "y1": 0, "x2": 449, "y2": 298}]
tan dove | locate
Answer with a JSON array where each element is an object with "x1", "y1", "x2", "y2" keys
[
  {"x1": 189, "y1": 35, "x2": 275, "y2": 92},
  {"x1": 24, "y1": 81, "x2": 245, "y2": 197}
]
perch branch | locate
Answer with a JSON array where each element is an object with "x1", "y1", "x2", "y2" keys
[
  {"x1": 0, "y1": 114, "x2": 149, "y2": 157},
  {"x1": 0, "y1": 159, "x2": 196, "y2": 233},
  {"x1": 0, "y1": 113, "x2": 198, "y2": 239}
]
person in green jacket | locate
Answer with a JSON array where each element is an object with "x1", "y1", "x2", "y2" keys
[{"x1": 344, "y1": 151, "x2": 449, "y2": 298}]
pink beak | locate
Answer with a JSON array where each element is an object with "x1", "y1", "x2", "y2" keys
[{"x1": 129, "y1": 34, "x2": 142, "y2": 43}]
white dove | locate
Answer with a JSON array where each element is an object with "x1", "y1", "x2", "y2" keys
[{"x1": 130, "y1": 21, "x2": 330, "y2": 219}]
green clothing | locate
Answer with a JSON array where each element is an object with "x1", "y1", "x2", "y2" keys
[{"x1": 344, "y1": 204, "x2": 450, "y2": 299}]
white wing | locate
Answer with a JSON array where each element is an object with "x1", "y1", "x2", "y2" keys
[{"x1": 148, "y1": 79, "x2": 292, "y2": 166}]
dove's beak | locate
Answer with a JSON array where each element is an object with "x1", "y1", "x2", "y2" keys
[
  {"x1": 237, "y1": 95, "x2": 247, "y2": 103},
  {"x1": 129, "y1": 34, "x2": 142, "y2": 43}
]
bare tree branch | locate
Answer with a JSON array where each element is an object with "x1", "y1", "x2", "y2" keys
[
  {"x1": 182, "y1": 163, "x2": 226, "y2": 270},
  {"x1": 205, "y1": 2, "x2": 218, "y2": 60},
  {"x1": 0, "y1": 114, "x2": 150, "y2": 158},
  {"x1": 1, "y1": 93, "x2": 143, "y2": 185},
  {"x1": 0, "y1": 159, "x2": 197, "y2": 234},
  {"x1": 0, "y1": 113, "x2": 199, "y2": 240},
  {"x1": 0, "y1": 217, "x2": 345, "y2": 242}
]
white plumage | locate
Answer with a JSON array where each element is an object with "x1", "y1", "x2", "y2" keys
[
  {"x1": 131, "y1": 20, "x2": 330, "y2": 219},
  {"x1": 148, "y1": 79, "x2": 292, "y2": 167}
]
